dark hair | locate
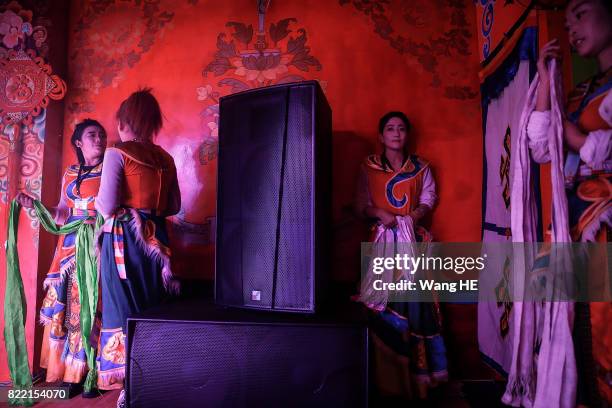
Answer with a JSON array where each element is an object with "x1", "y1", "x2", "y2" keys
[
  {"x1": 116, "y1": 88, "x2": 163, "y2": 140},
  {"x1": 71, "y1": 118, "x2": 105, "y2": 165},
  {"x1": 378, "y1": 111, "x2": 411, "y2": 134},
  {"x1": 378, "y1": 111, "x2": 411, "y2": 170}
]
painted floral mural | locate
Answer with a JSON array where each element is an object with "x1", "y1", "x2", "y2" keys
[
  {"x1": 67, "y1": 0, "x2": 174, "y2": 116},
  {"x1": 196, "y1": 17, "x2": 324, "y2": 166},
  {"x1": 339, "y1": 0, "x2": 479, "y2": 100},
  {"x1": 0, "y1": 1, "x2": 55, "y2": 237}
]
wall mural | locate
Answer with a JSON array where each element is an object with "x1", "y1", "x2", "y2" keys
[
  {"x1": 0, "y1": 1, "x2": 49, "y2": 59},
  {"x1": 67, "y1": 0, "x2": 174, "y2": 116},
  {"x1": 196, "y1": 14, "x2": 324, "y2": 166},
  {"x1": 339, "y1": 0, "x2": 479, "y2": 100},
  {"x1": 0, "y1": 1, "x2": 63, "y2": 244},
  {"x1": 54, "y1": 0, "x2": 484, "y2": 279},
  {"x1": 174, "y1": 3, "x2": 326, "y2": 251}
]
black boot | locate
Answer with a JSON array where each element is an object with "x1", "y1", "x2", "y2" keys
[
  {"x1": 82, "y1": 387, "x2": 105, "y2": 399},
  {"x1": 61, "y1": 382, "x2": 83, "y2": 399}
]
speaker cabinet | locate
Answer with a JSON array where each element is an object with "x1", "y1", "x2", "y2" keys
[
  {"x1": 215, "y1": 81, "x2": 331, "y2": 312},
  {"x1": 127, "y1": 300, "x2": 368, "y2": 408}
]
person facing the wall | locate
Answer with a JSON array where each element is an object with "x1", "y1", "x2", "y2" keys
[
  {"x1": 354, "y1": 111, "x2": 447, "y2": 400},
  {"x1": 15, "y1": 119, "x2": 107, "y2": 398},
  {"x1": 526, "y1": 0, "x2": 612, "y2": 405},
  {"x1": 93, "y1": 88, "x2": 181, "y2": 407}
]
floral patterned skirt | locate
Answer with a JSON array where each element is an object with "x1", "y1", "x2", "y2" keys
[{"x1": 96, "y1": 211, "x2": 170, "y2": 390}]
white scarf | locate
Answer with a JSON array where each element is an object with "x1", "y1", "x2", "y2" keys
[
  {"x1": 504, "y1": 59, "x2": 576, "y2": 408},
  {"x1": 358, "y1": 216, "x2": 417, "y2": 311}
]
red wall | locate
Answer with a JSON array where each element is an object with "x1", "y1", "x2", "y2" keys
[
  {"x1": 62, "y1": 0, "x2": 484, "y2": 283},
  {"x1": 2, "y1": 0, "x2": 485, "y2": 382}
]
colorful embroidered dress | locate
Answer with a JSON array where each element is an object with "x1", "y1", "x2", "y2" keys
[
  {"x1": 527, "y1": 69, "x2": 612, "y2": 405},
  {"x1": 565, "y1": 71, "x2": 611, "y2": 406},
  {"x1": 357, "y1": 154, "x2": 448, "y2": 385},
  {"x1": 94, "y1": 141, "x2": 180, "y2": 390},
  {"x1": 39, "y1": 163, "x2": 102, "y2": 383}
]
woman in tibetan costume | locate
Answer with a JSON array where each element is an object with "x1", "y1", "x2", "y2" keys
[
  {"x1": 94, "y1": 89, "x2": 180, "y2": 407},
  {"x1": 16, "y1": 119, "x2": 107, "y2": 397},
  {"x1": 355, "y1": 111, "x2": 447, "y2": 400},
  {"x1": 525, "y1": 0, "x2": 612, "y2": 404}
]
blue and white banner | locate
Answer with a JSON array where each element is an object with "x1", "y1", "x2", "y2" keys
[{"x1": 478, "y1": 27, "x2": 538, "y2": 376}]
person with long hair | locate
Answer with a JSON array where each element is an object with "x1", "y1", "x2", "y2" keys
[
  {"x1": 525, "y1": 0, "x2": 612, "y2": 405},
  {"x1": 355, "y1": 111, "x2": 447, "y2": 400},
  {"x1": 16, "y1": 119, "x2": 107, "y2": 397},
  {"x1": 93, "y1": 88, "x2": 180, "y2": 407}
]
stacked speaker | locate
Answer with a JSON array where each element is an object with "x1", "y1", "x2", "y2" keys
[
  {"x1": 215, "y1": 80, "x2": 331, "y2": 312},
  {"x1": 127, "y1": 81, "x2": 368, "y2": 407}
]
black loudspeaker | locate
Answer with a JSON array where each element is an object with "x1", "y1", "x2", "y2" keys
[
  {"x1": 215, "y1": 81, "x2": 332, "y2": 312},
  {"x1": 126, "y1": 300, "x2": 368, "y2": 408}
]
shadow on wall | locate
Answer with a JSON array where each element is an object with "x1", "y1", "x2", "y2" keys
[
  {"x1": 168, "y1": 215, "x2": 216, "y2": 281},
  {"x1": 331, "y1": 130, "x2": 374, "y2": 283}
]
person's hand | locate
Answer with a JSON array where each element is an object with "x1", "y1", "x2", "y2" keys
[
  {"x1": 537, "y1": 39, "x2": 561, "y2": 85},
  {"x1": 376, "y1": 208, "x2": 397, "y2": 228},
  {"x1": 407, "y1": 205, "x2": 430, "y2": 224},
  {"x1": 15, "y1": 193, "x2": 35, "y2": 209}
]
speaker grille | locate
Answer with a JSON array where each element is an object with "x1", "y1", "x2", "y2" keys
[
  {"x1": 216, "y1": 82, "x2": 330, "y2": 312},
  {"x1": 276, "y1": 86, "x2": 313, "y2": 310},
  {"x1": 128, "y1": 320, "x2": 367, "y2": 407}
]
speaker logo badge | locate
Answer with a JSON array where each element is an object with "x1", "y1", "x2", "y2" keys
[{"x1": 251, "y1": 290, "x2": 261, "y2": 301}]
